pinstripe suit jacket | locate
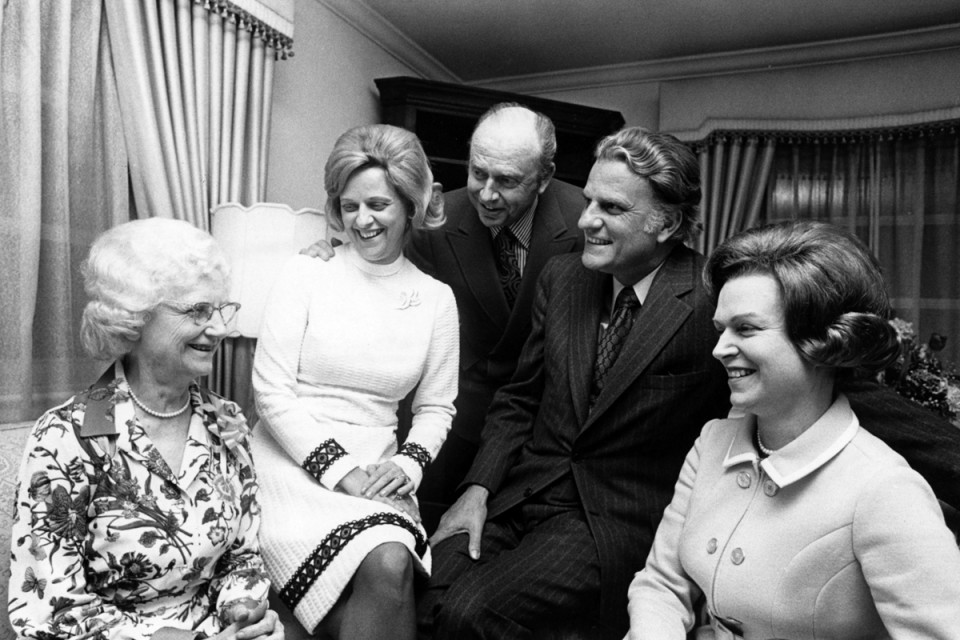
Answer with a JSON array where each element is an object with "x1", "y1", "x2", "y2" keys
[{"x1": 464, "y1": 245, "x2": 730, "y2": 630}]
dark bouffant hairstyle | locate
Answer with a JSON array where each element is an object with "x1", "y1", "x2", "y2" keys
[{"x1": 704, "y1": 220, "x2": 900, "y2": 377}]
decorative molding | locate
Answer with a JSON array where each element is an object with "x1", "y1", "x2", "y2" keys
[
  {"x1": 669, "y1": 107, "x2": 960, "y2": 142},
  {"x1": 471, "y1": 23, "x2": 960, "y2": 95},
  {"x1": 314, "y1": 0, "x2": 461, "y2": 83}
]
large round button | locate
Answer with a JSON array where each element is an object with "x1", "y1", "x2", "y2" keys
[
  {"x1": 731, "y1": 548, "x2": 745, "y2": 565},
  {"x1": 763, "y1": 480, "x2": 779, "y2": 497},
  {"x1": 706, "y1": 538, "x2": 718, "y2": 554},
  {"x1": 736, "y1": 471, "x2": 752, "y2": 489},
  {"x1": 523, "y1": 487, "x2": 533, "y2": 498}
]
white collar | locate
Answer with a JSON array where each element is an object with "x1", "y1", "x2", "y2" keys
[
  {"x1": 611, "y1": 262, "x2": 663, "y2": 311},
  {"x1": 721, "y1": 394, "x2": 860, "y2": 488}
]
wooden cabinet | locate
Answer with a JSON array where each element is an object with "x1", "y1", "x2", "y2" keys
[{"x1": 375, "y1": 76, "x2": 625, "y2": 190}]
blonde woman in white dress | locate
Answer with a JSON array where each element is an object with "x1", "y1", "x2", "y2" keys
[{"x1": 252, "y1": 125, "x2": 458, "y2": 640}]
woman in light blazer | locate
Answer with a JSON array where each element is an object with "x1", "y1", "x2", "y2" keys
[{"x1": 626, "y1": 221, "x2": 960, "y2": 639}]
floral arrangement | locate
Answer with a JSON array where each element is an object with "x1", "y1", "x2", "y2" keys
[{"x1": 883, "y1": 318, "x2": 960, "y2": 427}]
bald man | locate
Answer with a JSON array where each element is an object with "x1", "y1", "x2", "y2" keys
[{"x1": 409, "y1": 104, "x2": 585, "y2": 529}]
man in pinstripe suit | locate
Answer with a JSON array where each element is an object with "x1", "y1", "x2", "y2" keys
[{"x1": 417, "y1": 127, "x2": 730, "y2": 639}]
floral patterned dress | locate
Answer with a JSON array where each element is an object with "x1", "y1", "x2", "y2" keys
[{"x1": 7, "y1": 363, "x2": 269, "y2": 640}]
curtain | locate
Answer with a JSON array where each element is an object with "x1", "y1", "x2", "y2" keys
[
  {"x1": 0, "y1": 0, "x2": 129, "y2": 424},
  {"x1": 103, "y1": 0, "x2": 293, "y2": 413},
  {"x1": 763, "y1": 125, "x2": 960, "y2": 366},
  {"x1": 695, "y1": 133, "x2": 777, "y2": 255},
  {"x1": 104, "y1": 0, "x2": 285, "y2": 229}
]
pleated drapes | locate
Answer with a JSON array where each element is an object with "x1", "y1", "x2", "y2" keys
[
  {"x1": 0, "y1": 0, "x2": 288, "y2": 423},
  {"x1": 764, "y1": 128, "x2": 960, "y2": 366},
  {"x1": 104, "y1": 0, "x2": 276, "y2": 229},
  {"x1": 102, "y1": 0, "x2": 285, "y2": 409},
  {"x1": 696, "y1": 134, "x2": 777, "y2": 255},
  {"x1": 0, "y1": 0, "x2": 129, "y2": 425},
  {"x1": 693, "y1": 123, "x2": 960, "y2": 365}
]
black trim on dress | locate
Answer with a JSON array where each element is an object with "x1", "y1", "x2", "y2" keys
[
  {"x1": 302, "y1": 439, "x2": 347, "y2": 482},
  {"x1": 278, "y1": 512, "x2": 428, "y2": 609},
  {"x1": 397, "y1": 442, "x2": 432, "y2": 470}
]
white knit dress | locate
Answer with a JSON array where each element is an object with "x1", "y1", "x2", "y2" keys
[{"x1": 251, "y1": 245, "x2": 458, "y2": 632}]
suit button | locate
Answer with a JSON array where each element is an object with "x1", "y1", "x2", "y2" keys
[
  {"x1": 731, "y1": 548, "x2": 744, "y2": 565},
  {"x1": 763, "y1": 480, "x2": 779, "y2": 497},
  {"x1": 706, "y1": 538, "x2": 718, "y2": 554},
  {"x1": 523, "y1": 488, "x2": 533, "y2": 498},
  {"x1": 736, "y1": 472, "x2": 752, "y2": 489}
]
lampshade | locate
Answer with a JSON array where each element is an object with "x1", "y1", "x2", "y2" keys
[{"x1": 211, "y1": 202, "x2": 327, "y2": 337}]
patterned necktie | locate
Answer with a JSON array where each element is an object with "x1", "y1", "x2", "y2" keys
[
  {"x1": 589, "y1": 286, "x2": 640, "y2": 408},
  {"x1": 495, "y1": 228, "x2": 522, "y2": 308}
]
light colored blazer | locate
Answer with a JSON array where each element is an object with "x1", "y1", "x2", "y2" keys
[{"x1": 627, "y1": 394, "x2": 960, "y2": 640}]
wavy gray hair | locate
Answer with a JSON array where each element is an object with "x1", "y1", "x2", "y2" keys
[{"x1": 80, "y1": 218, "x2": 230, "y2": 359}]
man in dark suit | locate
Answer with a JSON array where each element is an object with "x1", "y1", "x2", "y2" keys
[
  {"x1": 417, "y1": 127, "x2": 730, "y2": 639},
  {"x1": 406, "y1": 104, "x2": 585, "y2": 529}
]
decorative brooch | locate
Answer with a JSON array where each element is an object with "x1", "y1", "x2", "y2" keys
[
  {"x1": 397, "y1": 290, "x2": 421, "y2": 310},
  {"x1": 201, "y1": 396, "x2": 253, "y2": 473}
]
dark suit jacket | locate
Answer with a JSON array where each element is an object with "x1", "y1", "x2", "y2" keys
[
  {"x1": 845, "y1": 378, "x2": 960, "y2": 513},
  {"x1": 407, "y1": 180, "x2": 584, "y2": 442},
  {"x1": 465, "y1": 246, "x2": 730, "y2": 632}
]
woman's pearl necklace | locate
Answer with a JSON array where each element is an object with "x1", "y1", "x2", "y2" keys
[
  {"x1": 756, "y1": 430, "x2": 778, "y2": 456},
  {"x1": 129, "y1": 386, "x2": 190, "y2": 419}
]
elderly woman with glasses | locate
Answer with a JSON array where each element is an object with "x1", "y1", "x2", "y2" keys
[{"x1": 8, "y1": 218, "x2": 283, "y2": 640}]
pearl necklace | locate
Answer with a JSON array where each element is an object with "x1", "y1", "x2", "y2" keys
[
  {"x1": 756, "y1": 430, "x2": 778, "y2": 456},
  {"x1": 129, "y1": 386, "x2": 191, "y2": 419}
]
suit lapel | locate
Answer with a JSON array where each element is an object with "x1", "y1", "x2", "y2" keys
[
  {"x1": 514, "y1": 188, "x2": 581, "y2": 316},
  {"x1": 450, "y1": 187, "x2": 582, "y2": 341},
  {"x1": 569, "y1": 268, "x2": 607, "y2": 425},
  {"x1": 585, "y1": 245, "x2": 697, "y2": 424},
  {"x1": 501, "y1": 189, "x2": 582, "y2": 345},
  {"x1": 448, "y1": 211, "x2": 512, "y2": 328}
]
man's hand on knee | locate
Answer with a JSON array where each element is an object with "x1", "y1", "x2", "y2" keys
[
  {"x1": 431, "y1": 484, "x2": 489, "y2": 560},
  {"x1": 300, "y1": 238, "x2": 337, "y2": 260}
]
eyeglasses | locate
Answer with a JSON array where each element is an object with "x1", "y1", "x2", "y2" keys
[{"x1": 162, "y1": 301, "x2": 241, "y2": 326}]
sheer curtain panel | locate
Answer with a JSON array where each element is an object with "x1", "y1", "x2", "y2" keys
[
  {"x1": 104, "y1": 0, "x2": 291, "y2": 229},
  {"x1": 0, "y1": 0, "x2": 129, "y2": 425},
  {"x1": 764, "y1": 126, "x2": 960, "y2": 366}
]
